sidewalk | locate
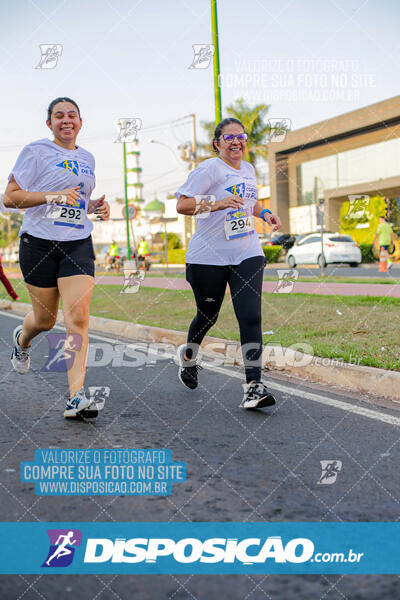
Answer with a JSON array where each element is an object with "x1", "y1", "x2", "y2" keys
[{"x1": 5, "y1": 271, "x2": 400, "y2": 297}]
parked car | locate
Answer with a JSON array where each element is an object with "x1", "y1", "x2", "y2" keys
[
  {"x1": 286, "y1": 233, "x2": 362, "y2": 268},
  {"x1": 264, "y1": 233, "x2": 296, "y2": 251}
]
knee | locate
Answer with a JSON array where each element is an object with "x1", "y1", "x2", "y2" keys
[
  {"x1": 64, "y1": 306, "x2": 89, "y2": 331},
  {"x1": 197, "y1": 309, "x2": 219, "y2": 328},
  {"x1": 208, "y1": 312, "x2": 219, "y2": 327},
  {"x1": 36, "y1": 315, "x2": 57, "y2": 332}
]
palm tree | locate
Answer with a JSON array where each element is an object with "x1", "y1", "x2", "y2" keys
[{"x1": 180, "y1": 98, "x2": 287, "y2": 174}]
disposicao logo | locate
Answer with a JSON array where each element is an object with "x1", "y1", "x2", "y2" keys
[
  {"x1": 42, "y1": 529, "x2": 82, "y2": 568},
  {"x1": 83, "y1": 536, "x2": 314, "y2": 564}
]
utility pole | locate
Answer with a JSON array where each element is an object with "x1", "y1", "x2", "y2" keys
[
  {"x1": 211, "y1": 0, "x2": 222, "y2": 124},
  {"x1": 182, "y1": 113, "x2": 198, "y2": 243},
  {"x1": 190, "y1": 113, "x2": 197, "y2": 171},
  {"x1": 123, "y1": 142, "x2": 131, "y2": 259},
  {"x1": 314, "y1": 176, "x2": 325, "y2": 276}
]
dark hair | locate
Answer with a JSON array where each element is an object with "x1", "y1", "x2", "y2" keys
[
  {"x1": 212, "y1": 118, "x2": 245, "y2": 153},
  {"x1": 47, "y1": 97, "x2": 81, "y2": 121}
]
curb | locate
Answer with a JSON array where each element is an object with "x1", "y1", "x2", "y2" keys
[{"x1": 1, "y1": 299, "x2": 398, "y2": 401}]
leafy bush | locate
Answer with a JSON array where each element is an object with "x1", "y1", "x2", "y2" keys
[
  {"x1": 159, "y1": 249, "x2": 186, "y2": 264},
  {"x1": 262, "y1": 245, "x2": 282, "y2": 263},
  {"x1": 161, "y1": 232, "x2": 182, "y2": 249},
  {"x1": 359, "y1": 243, "x2": 376, "y2": 263}
]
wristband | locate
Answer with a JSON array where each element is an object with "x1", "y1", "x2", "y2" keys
[{"x1": 260, "y1": 208, "x2": 272, "y2": 221}]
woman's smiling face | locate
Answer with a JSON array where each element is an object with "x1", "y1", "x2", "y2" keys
[
  {"x1": 47, "y1": 101, "x2": 82, "y2": 147},
  {"x1": 215, "y1": 122, "x2": 247, "y2": 165}
]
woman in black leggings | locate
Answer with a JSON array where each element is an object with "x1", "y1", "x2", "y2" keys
[{"x1": 175, "y1": 117, "x2": 281, "y2": 409}]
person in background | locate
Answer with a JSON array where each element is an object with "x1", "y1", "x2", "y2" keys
[
  {"x1": 374, "y1": 216, "x2": 396, "y2": 270},
  {"x1": 0, "y1": 252, "x2": 19, "y2": 300},
  {"x1": 0, "y1": 194, "x2": 20, "y2": 300},
  {"x1": 138, "y1": 238, "x2": 149, "y2": 256},
  {"x1": 107, "y1": 240, "x2": 119, "y2": 266}
]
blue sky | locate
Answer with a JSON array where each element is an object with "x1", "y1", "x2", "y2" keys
[{"x1": 0, "y1": 0, "x2": 399, "y2": 203}]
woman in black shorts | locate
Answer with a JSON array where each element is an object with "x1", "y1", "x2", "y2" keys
[{"x1": 4, "y1": 97, "x2": 110, "y2": 418}]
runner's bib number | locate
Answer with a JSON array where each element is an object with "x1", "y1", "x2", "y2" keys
[
  {"x1": 224, "y1": 208, "x2": 254, "y2": 240},
  {"x1": 52, "y1": 198, "x2": 85, "y2": 229}
]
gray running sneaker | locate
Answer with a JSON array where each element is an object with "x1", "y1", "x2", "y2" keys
[
  {"x1": 177, "y1": 344, "x2": 202, "y2": 390},
  {"x1": 10, "y1": 325, "x2": 30, "y2": 374}
]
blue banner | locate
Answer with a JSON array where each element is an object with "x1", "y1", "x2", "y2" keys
[{"x1": 0, "y1": 522, "x2": 398, "y2": 574}]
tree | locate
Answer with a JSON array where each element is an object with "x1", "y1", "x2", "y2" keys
[
  {"x1": 180, "y1": 98, "x2": 288, "y2": 174},
  {"x1": 0, "y1": 213, "x2": 23, "y2": 247}
]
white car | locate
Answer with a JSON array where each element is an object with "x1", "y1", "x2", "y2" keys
[
  {"x1": 286, "y1": 233, "x2": 362, "y2": 268},
  {"x1": 1, "y1": 246, "x2": 19, "y2": 264}
]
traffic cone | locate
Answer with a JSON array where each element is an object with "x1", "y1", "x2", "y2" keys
[{"x1": 379, "y1": 246, "x2": 388, "y2": 272}]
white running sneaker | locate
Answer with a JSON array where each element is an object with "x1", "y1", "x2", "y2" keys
[
  {"x1": 64, "y1": 388, "x2": 94, "y2": 418},
  {"x1": 240, "y1": 381, "x2": 276, "y2": 409},
  {"x1": 10, "y1": 325, "x2": 30, "y2": 374}
]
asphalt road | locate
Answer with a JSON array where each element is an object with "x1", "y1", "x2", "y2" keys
[
  {"x1": 268, "y1": 264, "x2": 400, "y2": 278},
  {"x1": 1, "y1": 311, "x2": 400, "y2": 599}
]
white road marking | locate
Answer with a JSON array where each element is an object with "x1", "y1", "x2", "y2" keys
[{"x1": 1, "y1": 310, "x2": 399, "y2": 427}]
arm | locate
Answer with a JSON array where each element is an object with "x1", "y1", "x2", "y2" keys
[
  {"x1": 176, "y1": 194, "x2": 244, "y2": 216},
  {"x1": 254, "y1": 202, "x2": 282, "y2": 232},
  {"x1": 88, "y1": 195, "x2": 110, "y2": 220},
  {"x1": 373, "y1": 224, "x2": 380, "y2": 247},
  {"x1": 3, "y1": 178, "x2": 80, "y2": 209}
]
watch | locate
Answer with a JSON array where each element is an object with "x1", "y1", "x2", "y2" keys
[{"x1": 260, "y1": 208, "x2": 272, "y2": 221}]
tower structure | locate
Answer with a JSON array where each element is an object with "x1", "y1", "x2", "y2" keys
[{"x1": 126, "y1": 140, "x2": 144, "y2": 205}]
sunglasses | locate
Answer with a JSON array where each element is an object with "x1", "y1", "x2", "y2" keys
[{"x1": 221, "y1": 133, "x2": 248, "y2": 142}]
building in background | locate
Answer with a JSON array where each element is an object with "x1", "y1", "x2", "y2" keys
[
  {"x1": 268, "y1": 96, "x2": 400, "y2": 236},
  {"x1": 256, "y1": 184, "x2": 270, "y2": 237},
  {"x1": 90, "y1": 197, "x2": 185, "y2": 248}
]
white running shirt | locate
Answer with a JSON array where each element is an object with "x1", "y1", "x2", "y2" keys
[
  {"x1": 175, "y1": 157, "x2": 264, "y2": 265},
  {"x1": 9, "y1": 138, "x2": 95, "y2": 241}
]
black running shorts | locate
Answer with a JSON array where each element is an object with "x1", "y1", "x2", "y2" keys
[{"x1": 19, "y1": 233, "x2": 95, "y2": 288}]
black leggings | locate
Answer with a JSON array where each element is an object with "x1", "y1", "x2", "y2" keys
[{"x1": 186, "y1": 256, "x2": 266, "y2": 383}]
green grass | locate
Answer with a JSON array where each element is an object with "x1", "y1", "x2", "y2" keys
[{"x1": 3, "y1": 278, "x2": 400, "y2": 372}]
